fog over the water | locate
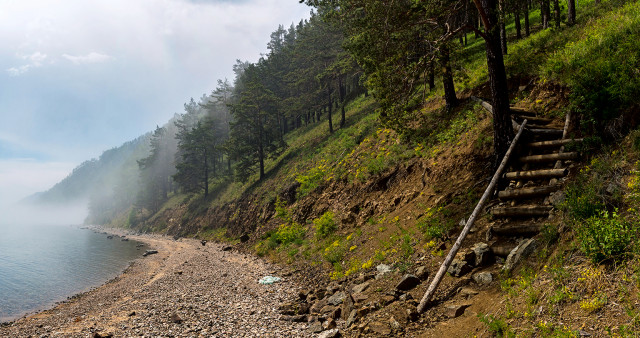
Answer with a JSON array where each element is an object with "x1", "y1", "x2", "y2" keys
[{"x1": 0, "y1": 0, "x2": 311, "y2": 214}]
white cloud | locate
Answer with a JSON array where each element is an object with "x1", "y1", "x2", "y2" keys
[
  {"x1": 63, "y1": 52, "x2": 113, "y2": 64},
  {"x1": 6, "y1": 51, "x2": 47, "y2": 76}
]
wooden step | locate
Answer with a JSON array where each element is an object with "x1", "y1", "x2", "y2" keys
[
  {"x1": 498, "y1": 184, "x2": 562, "y2": 199},
  {"x1": 491, "y1": 224, "x2": 543, "y2": 236},
  {"x1": 491, "y1": 205, "x2": 553, "y2": 217},
  {"x1": 510, "y1": 107, "x2": 537, "y2": 117},
  {"x1": 504, "y1": 168, "x2": 568, "y2": 180},
  {"x1": 519, "y1": 152, "x2": 579, "y2": 164},
  {"x1": 527, "y1": 128, "x2": 564, "y2": 138},
  {"x1": 528, "y1": 138, "x2": 584, "y2": 149},
  {"x1": 513, "y1": 115, "x2": 553, "y2": 125},
  {"x1": 491, "y1": 243, "x2": 517, "y2": 257}
]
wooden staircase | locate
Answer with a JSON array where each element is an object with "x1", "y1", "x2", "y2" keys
[{"x1": 488, "y1": 109, "x2": 582, "y2": 261}]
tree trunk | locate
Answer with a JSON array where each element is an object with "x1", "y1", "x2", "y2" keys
[
  {"x1": 567, "y1": 0, "x2": 575, "y2": 25},
  {"x1": 203, "y1": 149, "x2": 209, "y2": 197},
  {"x1": 499, "y1": 0, "x2": 507, "y2": 55},
  {"x1": 553, "y1": 0, "x2": 561, "y2": 28},
  {"x1": 258, "y1": 113, "x2": 265, "y2": 181},
  {"x1": 327, "y1": 86, "x2": 334, "y2": 134},
  {"x1": 428, "y1": 61, "x2": 435, "y2": 91},
  {"x1": 440, "y1": 45, "x2": 458, "y2": 109},
  {"x1": 339, "y1": 77, "x2": 346, "y2": 128},
  {"x1": 478, "y1": 0, "x2": 513, "y2": 167},
  {"x1": 541, "y1": 0, "x2": 550, "y2": 29},
  {"x1": 524, "y1": 0, "x2": 530, "y2": 36},
  {"x1": 514, "y1": 7, "x2": 522, "y2": 39}
]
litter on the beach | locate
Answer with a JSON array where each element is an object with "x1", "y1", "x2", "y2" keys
[{"x1": 258, "y1": 276, "x2": 281, "y2": 285}]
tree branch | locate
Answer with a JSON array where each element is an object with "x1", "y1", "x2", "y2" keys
[{"x1": 472, "y1": 0, "x2": 492, "y2": 32}]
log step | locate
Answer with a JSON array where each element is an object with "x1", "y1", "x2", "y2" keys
[
  {"x1": 519, "y1": 152, "x2": 579, "y2": 164},
  {"x1": 513, "y1": 115, "x2": 553, "y2": 125},
  {"x1": 498, "y1": 184, "x2": 562, "y2": 200},
  {"x1": 491, "y1": 205, "x2": 553, "y2": 217},
  {"x1": 527, "y1": 128, "x2": 564, "y2": 137},
  {"x1": 491, "y1": 224, "x2": 543, "y2": 236},
  {"x1": 491, "y1": 243, "x2": 517, "y2": 257},
  {"x1": 510, "y1": 107, "x2": 537, "y2": 117},
  {"x1": 528, "y1": 138, "x2": 584, "y2": 149},
  {"x1": 504, "y1": 168, "x2": 568, "y2": 180}
]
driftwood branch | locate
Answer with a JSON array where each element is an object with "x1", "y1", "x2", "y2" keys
[{"x1": 416, "y1": 119, "x2": 528, "y2": 313}]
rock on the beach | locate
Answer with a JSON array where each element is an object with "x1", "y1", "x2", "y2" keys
[{"x1": 142, "y1": 250, "x2": 158, "y2": 257}]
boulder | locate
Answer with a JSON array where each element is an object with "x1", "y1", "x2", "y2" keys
[
  {"x1": 221, "y1": 245, "x2": 232, "y2": 251},
  {"x1": 395, "y1": 274, "x2": 421, "y2": 291}
]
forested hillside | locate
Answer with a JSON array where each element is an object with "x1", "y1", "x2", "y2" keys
[{"x1": 35, "y1": 0, "x2": 640, "y2": 335}]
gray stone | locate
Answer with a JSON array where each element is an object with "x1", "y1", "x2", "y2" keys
[
  {"x1": 459, "y1": 287, "x2": 479, "y2": 297},
  {"x1": 368, "y1": 321, "x2": 392, "y2": 335},
  {"x1": 503, "y1": 239, "x2": 537, "y2": 272},
  {"x1": 326, "y1": 291, "x2": 347, "y2": 306},
  {"x1": 375, "y1": 264, "x2": 394, "y2": 279},
  {"x1": 415, "y1": 266, "x2": 429, "y2": 280},
  {"x1": 444, "y1": 303, "x2": 471, "y2": 318},
  {"x1": 310, "y1": 299, "x2": 327, "y2": 314},
  {"x1": 549, "y1": 191, "x2": 566, "y2": 207},
  {"x1": 309, "y1": 321, "x2": 323, "y2": 333},
  {"x1": 341, "y1": 294, "x2": 354, "y2": 319},
  {"x1": 389, "y1": 316, "x2": 402, "y2": 330},
  {"x1": 447, "y1": 258, "x2": 471, "y2": 277},
  {"x1": 317, "y1": 329, "x2": 341, "y2": 338},
  {"x1": 395, "y1": 274, "x2": 421, "y2": 291},
  {"x1": 471, "y1": 242, "x2": 492, "y2": 267},
  {"x1": 352, "y1": 281, "x2": 370, "y2": 294},
  {"x1": 346, "y1": 309, "x2": 358, "y2": 327},
  {"x1": 472, "y1": 272, "x2": 493, "y2": 285},
  {"x1": 281, "y1": 315, "x2": 307, "y2": 322}
]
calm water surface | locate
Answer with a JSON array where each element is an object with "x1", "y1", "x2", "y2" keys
[{"x1": 0, "y1": 224, "x2": 144, "y2": 322}]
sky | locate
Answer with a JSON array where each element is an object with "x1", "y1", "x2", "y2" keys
[{"x1": 0, "y1": 0, "x2": 311, "y2": 208}]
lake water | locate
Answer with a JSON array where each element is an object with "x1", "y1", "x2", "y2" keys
[{"x1": 0, "y1": 224, "x2": 144, "y2": 322}]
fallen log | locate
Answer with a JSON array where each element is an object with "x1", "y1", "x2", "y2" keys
[
  {"x1": 491, "y1": 205, "x2": 553, "y2": 217},
  {"x1": 528, "y1": 128, "x2": 564, "y2": 137},
  {"x1": 417, "y1": 119, "x2": 528, "y2": 313},
  {"x1": 491, "y1": 244, "x2": 518, "y2": 257},
  {"x1": 519, "y1": 152, "x2": 578, "y2": 164},
  {"x1": 504, "y1": 168, "x2": 568, "y2": 180},
  {"x1": 512, "y1": 115, "x2": 553, "y2": 124},
  {"x1": 498, "y1": 184, "x2": 562, "y2": 199}
]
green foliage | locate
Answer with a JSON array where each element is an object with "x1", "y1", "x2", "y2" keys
[
  {"x1": 417, "y1": 206, "x2": 455, "y2": 240},
  {"x1": 576, "y1": 210, "x2": 632, "y2": 263},
  {"x1": 478, "y1": 313, "x2": 515, "y2": 338},
  {"x1": 313, "y1": 211, "x2": 337, "y2": 238}
]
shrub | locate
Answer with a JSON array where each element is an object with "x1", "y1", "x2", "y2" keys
[
  {"x1": 576, "y1": 210, "x2": 631, "y2": 263},
  {"x1": 275, "y1": 222, "x2": 306, "y2": 246},
  {"x1": 313, "y1": 211, "x2": 336, "y2": 238}
]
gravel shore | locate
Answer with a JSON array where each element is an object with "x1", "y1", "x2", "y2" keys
[{"x1": 0, "y1": 231, "x2": 309, "y2": 337}]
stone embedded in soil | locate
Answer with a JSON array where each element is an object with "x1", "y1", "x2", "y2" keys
[
  {"x1": 471, "y1": 242, "x2": 492, "y2": 267},
  {"x1": 352, "y1": 281, "x2": 371, "y2": 294},
  {"x1": 326, "y1": 291, "x2": 347, "y2": 306},
  {"x1": 459, "y1": 287, "x2": 479, "y2": 297},
  {"x1": 472, "y1": 272, "x2": 493, "y2": 285},
  {"x1": 317, "y1": 328, "x2": 341, "y2": 338},
  {"x1": 503, "y1": 239, "x2": 537, "y2": 272},
  {"x1": 415, "y1": 265, "x2": 429, "y2": 280},
  {"x1": 447, "y1": 258, "x2": 471, "y2": 277},
  {"x1": 309, "y1": 321, "x2": 323, "y2": 333},
  {"x1": 375, "y1": 264, "x2": 393, "y2": 279},
  {"x1": 396, "y1": 274, "x2": 421, "y2": 291},
  {"x1": 389, "y1": 316, "x2": 402, "y2": 330},
  {"x1": 353, "y1": 293, "x2": 368, "y2": 303},
  {"x1": 368, "y1": 321, "x2": 392, "y2": 335},
  {"x1": 341, "y1": 293, "x2": 354, "y2": 318},
  {"x1": 221, "y1": 245, "x2": 232, "y2": 251},
  {"x1": 170, "y1": 312, "x2": 183, "y2": 324},
  {"x1": 346, "y1": 309, "x2": 359, "y2": 327},
  {"x1": 445, "y1": 304, "x2": 472, "y2": 318},
  {"x1": 324, "y1": 317, "x2": 337, "y2": 330}
]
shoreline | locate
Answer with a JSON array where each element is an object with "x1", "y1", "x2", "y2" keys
[{"x1": 0, "y1": 226, "x2": 309, "y2": 337}]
